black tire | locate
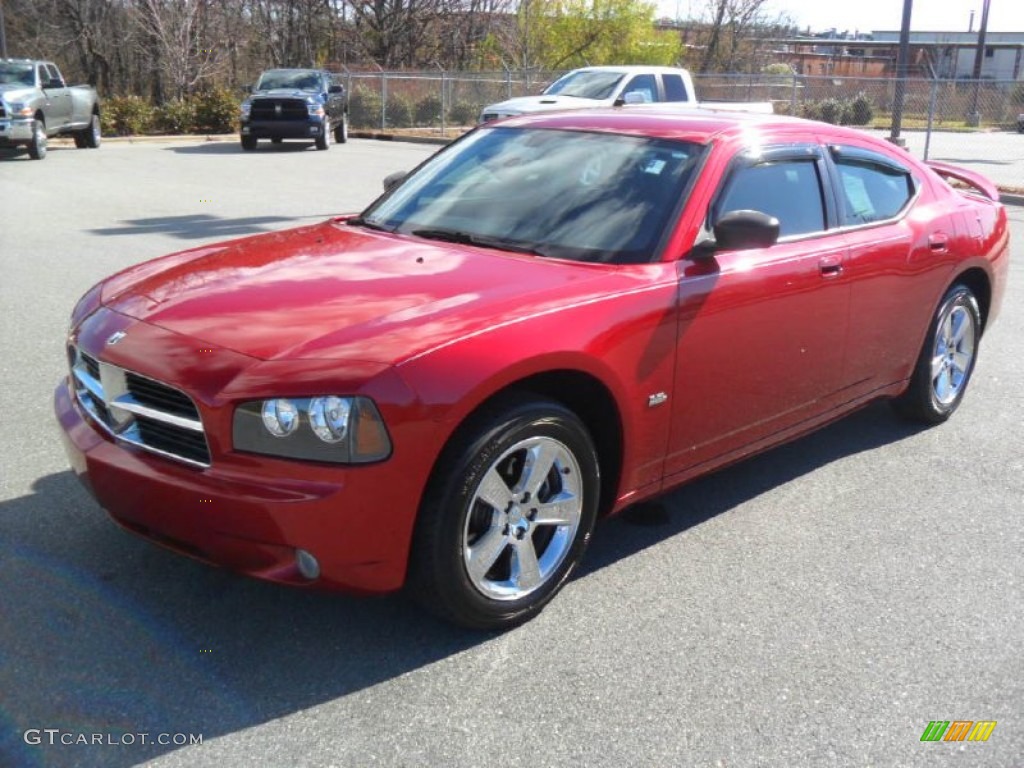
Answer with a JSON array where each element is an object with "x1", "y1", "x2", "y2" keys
[
  {"x1": 27, "y1": 119, "x2": 47, "y2": 160},
  {"x1": 408, "y1": 396, "x2": 600, "y2": 630},
  {"x1": 334, "y1": 115, "x2": 348, "y2": 144},
  {"x1": 315, "y1": 123, "x2": 329, "y2": 151},
  {"x1": 240, "y1": 135, "x2": 257, "y2": 151},
  {"x1": 271, "y1": 137, "x2": 283, "y2": 144},
  {"x1": 84, "y1": 113, "x2": 101, "y2": 148},
  {"x1": 892, "y1": 283, "x2": 981, "y2": 424},
  {"x1": 73, "y1": 114, "x2": 100, "y2": 149}
]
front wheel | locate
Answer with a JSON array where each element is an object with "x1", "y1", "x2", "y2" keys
[
  {"x1": 240, "y1": 135, "x2": 257, "y2": 151},
  {"x1": 28, "y1": 119, "x2": 47, "y2": 160},
  {"x1": 409, "y1": 396, "x2": 600, "y2": 630},
  {"x1": 315, "y1": 123, "x2": 329, "y2": 151},
  {"x1": 892, "y1": 283, "x2": 981, "y2": 424},
  {"x1": 334, "y1": 115, "x2": 348, "y2": 144}
]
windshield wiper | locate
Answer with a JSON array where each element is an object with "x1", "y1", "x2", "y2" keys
[
  {"x1": 411, "y1": 228, "x2": 547, "y2": 257},
  {"x1": 347, "y1": 216, "x2": 393, "y2": 233}
]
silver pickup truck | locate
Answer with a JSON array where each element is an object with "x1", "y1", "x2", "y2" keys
[{"x1": 0, "y1": 59, "x2": 101, "y2": 160}]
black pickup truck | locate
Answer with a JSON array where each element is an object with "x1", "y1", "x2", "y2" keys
[{"x1": 240, "y1": 69, "x2": 348, "y2": 151}]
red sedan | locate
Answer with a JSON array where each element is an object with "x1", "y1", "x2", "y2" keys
[{"x1": 56, "y1": 109, "x2": 1009, "y2": 629}]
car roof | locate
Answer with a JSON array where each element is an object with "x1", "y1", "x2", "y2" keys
[
  {"x1": 564, "y1": 65, "x2": 689, "y2": 75},
  {"x1": 491, "y1": 107, "x2": 900, "y2": 149}
]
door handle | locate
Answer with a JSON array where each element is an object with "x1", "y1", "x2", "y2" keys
[
  {"x1": 818, "y1": 256, "x2": 843, "y2": 277},
  {"x1": 928, "y1": 233, "x2": 949, "y2": 253}
]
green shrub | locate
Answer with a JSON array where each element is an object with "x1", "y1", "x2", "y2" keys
[
  {"x1": 192, "y1": 88, "x2": 239, "y2": 133},
  {"x1": 154, "y1": 99, "x2": 196, "y2": 134},
  {"x1": 817, "y1": 97, "x2": 851, "y2": 125},
  {"x1": 414, "y1": 93, "x2": 442, "y2": 126},
  {"x1": 447, "y1": 101, "x2": 478, "y2": 126},
  {"x1": 848, "y1": 92, "x2": 874, "y2": 126},
  {"x1": 800, "y1": 100, "x2": 822, "y2": 122},
  {"x1": 102, "y1": 95, "x2": 153, "y2": 136},
  {"x1": 350, "y1": 85, "x2": 382, "y2": 128},
  {"x1": 385, "y1": 94, "x2": 413, "y2": 128}
]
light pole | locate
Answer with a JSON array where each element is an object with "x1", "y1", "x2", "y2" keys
[
  {"x1": 967, "y1": 0, "x2": 991, "y2": 126},
  {"x1": 0, "y1": 0, "x2": 8, "y2": 59},
  {"x1": 889, "y1": 0, "x2": 913, "y2": 146}
]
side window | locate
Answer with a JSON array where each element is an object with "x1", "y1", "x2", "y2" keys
[
  {"x1": 45, "y1": 65, "x2": 62, "y2": 85},
  {"x1": 716, "y1": 160, "x2": 826, "y2": 238},
  {"x1": 834, "y1": 155, "x2": 914, "y2": 225},
  {"x1": 622, "y1": 74, "x2": 658, "y2": 103},
  {"x1": 37, "y1": 65, "x2": 49, "y2": 86},
  {"x1": 663, "y1": 74, "x2": 690, "y2": 102}
]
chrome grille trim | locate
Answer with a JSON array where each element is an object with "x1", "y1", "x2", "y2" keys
[{"x1": 70, "y1": 346, "x2": 211, "y2": 468}]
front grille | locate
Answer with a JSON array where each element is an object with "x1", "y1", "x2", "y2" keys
[
  {"x1": 125, "y1": 372, "x2": 198, "y2": 419},
  {"x1": 70, "y1": 346, "x2": 211, "y2": 468},
  {"x1": 250, "y1": 99, "x2": 308, "y2": 121}
]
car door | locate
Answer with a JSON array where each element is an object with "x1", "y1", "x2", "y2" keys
[
  {"x1": 663, "y1": 145, "x2": 851, "y2": 480},
  {"x1": 825, "y1": 144, "x2": 954, "y2": 396},
  {"x1": 41, "y1": 64, "x2": 72, "y2": 129}
]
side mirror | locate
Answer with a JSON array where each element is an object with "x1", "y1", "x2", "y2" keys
[
  {"x1": 328, "y1": 84, "x2": 343, "y2": 94},
  {"x1": 712, "y1": 209, "x2": 780, "y2": 250},
  {"x1": 382, "y1": 170, "x2": 407, "y2": 193}
]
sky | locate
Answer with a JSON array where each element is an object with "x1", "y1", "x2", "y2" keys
[{"x1": 659, "y1": 0, "x2": 1024, "y2": 34}]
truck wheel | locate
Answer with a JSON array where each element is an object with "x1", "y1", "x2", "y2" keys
[
  {"x1": 240, "y1": 135, "x2": 257, "y2": 151},
  {"x1": 28, "y1": 119, "x2": 47, "y2": 160},
  {"x1": 334, "y1": 115, "x2": 348, "y2": 144},
  {"x1": 75, "y1": 114, "x2": 101, "y2": 149},
  {"x1": 315, "y1": 123, "x2": 329, "y2": 151},
  {"x1": 271, "y1": 137, "x2": 283, "y2": 144}
]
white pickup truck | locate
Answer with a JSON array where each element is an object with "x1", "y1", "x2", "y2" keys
[
  {"x1": 0, "y1": 59, "x2": 101, "y2": 160},
  {"x1": 480, "y1": 65, "x2": 773, "y2": 123}
]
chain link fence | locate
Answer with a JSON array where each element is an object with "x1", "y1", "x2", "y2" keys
[{"x1": 338, "y1": 68, "x2": 1024, "y2": 154}]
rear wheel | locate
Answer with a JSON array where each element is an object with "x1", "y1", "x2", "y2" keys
[
  {"x1": 240, "y1": 135, "x2": 257, "y2": 151},
  {"x1": 271, "y1": 137, "x2": 283, "y2": 144},
  {"x1": 28, "y1": 119, "x2": 47, "y2": 160},
  {"x1": 892, "y1": 283, "x2": 981, "y2": 424},
  {"x1": 409, "y1": 396, "x2": 600, "y2": 630}
]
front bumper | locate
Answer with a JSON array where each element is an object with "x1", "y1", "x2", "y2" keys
[
  {"x1": 241, "y1": 118, "x2": 326, "y2": 140},
  {"x1": 0, "y1": 117, "x2": 34, "y2": 144},
  {"x1": 55, "y1": 377, "x2": 412, "y2": 594}
]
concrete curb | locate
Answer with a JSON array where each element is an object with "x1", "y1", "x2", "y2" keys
[{"x1": 348, "y1": 131, "x2": 451, "y2": 146}]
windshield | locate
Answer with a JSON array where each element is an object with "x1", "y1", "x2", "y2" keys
[
  {"x1": 255, "y1": 71, "x2": 322, "y2": 92},
  {"x1": 543, "y1": 71, "x2": 625, "y2": 100},
  {"x1": 0, "y1": 63, "x2": 34, "y2": 86},
  {"x1": 360, "y1": 127, "x2": 704, "y2": 264}
]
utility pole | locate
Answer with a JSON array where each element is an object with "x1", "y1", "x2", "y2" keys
[
  {"x1": 967, "y1": 0, "x2": 991, "y2": 126},
  {"x1": 888, "y1": 0, "x2": 913, "y2": 146}
]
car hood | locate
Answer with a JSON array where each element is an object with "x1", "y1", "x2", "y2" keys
[
  {"x1": 250, "y1": 89, "x2": 317, "y2": 100},
  {"x1": 485, "y1": 94, "x2": 604, "y2": 115},
  {"x1": 98, "y1": 219, "x2": 605, "y2": 363},
  {"x1": 0, "y1": 85, "x2": 35, "y2": 101}
]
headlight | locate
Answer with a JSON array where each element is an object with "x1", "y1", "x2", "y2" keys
[
  {"x1": 240, "y1": 102, "x2": 252, "y2": 119},
  {"x1": 307, "y1": 102, "x2": 325, "y2": 117},
  {"x1": 7, "y1": 102, "x2": 33, "y2": 117},
  {"x1": 233, "y1": 396, "x2": 391, "y2": 463}
]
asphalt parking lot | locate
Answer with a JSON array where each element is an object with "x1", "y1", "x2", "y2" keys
[{"x1": 1, "y1": 137, "x2": 1021, "y2": 768}]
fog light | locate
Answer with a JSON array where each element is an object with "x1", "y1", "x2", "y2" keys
[{"x1": 296, "y1": 549, "x2": 320, "y2": 580}]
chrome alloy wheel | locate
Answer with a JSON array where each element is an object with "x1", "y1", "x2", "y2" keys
[
  {"x1": 462, "y1": 436, "x2": 583, "y2": 601},
  {"x1": 931, "y1": 301, "x2": 976, "y2": 406}
]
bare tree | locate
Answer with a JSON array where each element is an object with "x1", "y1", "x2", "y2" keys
[{"x1": 135, "y1": 0, "x2": 224, "y2": 98}]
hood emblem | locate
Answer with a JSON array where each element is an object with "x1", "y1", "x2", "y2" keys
[
  {"x1": 274, "y1": 102, "x2": 282, "y2": 116},
  {"x1": 106, "y1": 331, "x2": 127, "y2": 346}
]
